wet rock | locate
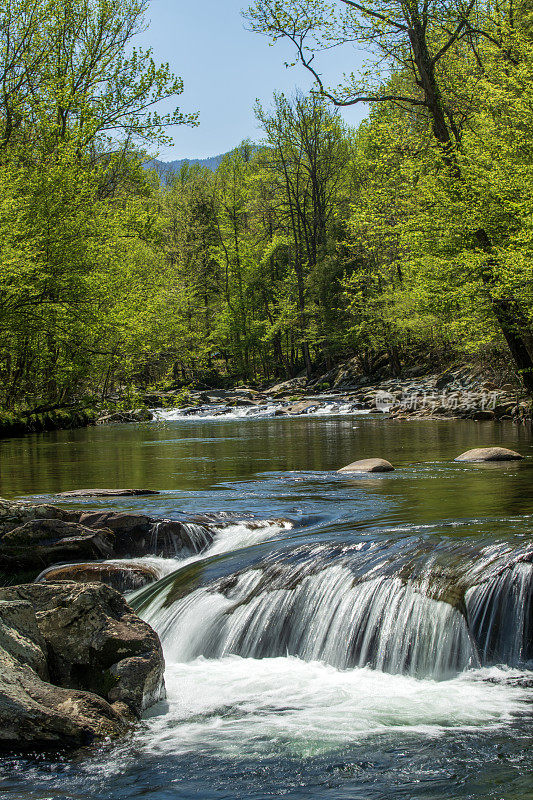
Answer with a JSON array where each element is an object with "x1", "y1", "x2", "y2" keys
[
  {"x1": 96, "y1": 409, "x2": 154, "y2": 425},
  {"x1": 455, "y1": 447, "x2": 524, "y2": 462},
  {"x1": 338, "y1": 458, "x2": 395, "y2": 473},
  {"x1": 0, "y1": 499, "x2": 214, "y2": 583},
  {"x1": 0, "y1": 582, "x2": 165, "y2": 719},
  {"x1": 56, "y1": 489, "x2": 160, "y2": 498},
  {"x1": 72, "y1": 512, "x2": 213, "y2": 558},
  {"x1": 36, "y1": 562, "x2": 158, "y2": 593},
  {"x1": 286, "y1": 401, "x2": 318, "y2": 415},
  {"x1": 471, "y1": 410, "x2": 495, "y2": 421},
  {"x1": 0, "y1": 520, "x2": 115, "y2": 573},
  {"x1": 0, "y1": 581, "x2": 166, "y2": 750}
]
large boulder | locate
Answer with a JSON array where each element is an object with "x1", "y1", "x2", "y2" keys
[
  {"x1": 68, "y1": 512, "x2": 213, "y2": 558},
  {"x1": 0, "y1": 583, "x2": 165, "y2": 732},
  {"x1": 0, "y1": 642, "x2": 129, "y2": 749},
  {"x1": 36, "y1": 562, "x2": 158, "y2": 593},
  {"x1": 0, "y1": 582, "x2": 166, "y2": 749},
  {"x1": 337, "y1": 458, "x2": 395, "y2": 474},
  {"x1": 454, "y1": 447, "x2": 524, "y2": 462},
  {"x1": 0, "y1": 498, "x2": 66, "y2": 537}
]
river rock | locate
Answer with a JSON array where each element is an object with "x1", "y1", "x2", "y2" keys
[
  {"x1": 0, "y1": 582, "x2": 166, "y2": 749},
  {"x1": 96, "y1": 409, "x2": 154, "y2": 425},
  {"x1": 0, "y1": 520, "x2": 115, "y2": 573},
  {"x1": 55, "y1": 489, "x2": 160, "y2": 498},
  {"x1": 471, "y1": 410, "x2": 495, "y2": 421},
  {"x1": 0, "y1": 498, "x2": 214, "y2": 583},
  {"x1": 0, "y1": 498, "x2": 67, "y2": 536},
  {"x1": 337, "y1": 458, "x2": 395, "y2": 473},
  {"x1": 71, "y1": 512, "x2": 213, "y2": 557},
  {"x1": 0, "y1": 582, "x2": 165, "y2": 718},
  {"x1": 454, "y1": 447, "x2": 524, "y2": 462},
  {"x1": 287, "y1": 401, "x2": 317, "y2": 415},
  {"x1": 36, "y1": 562, "x2": 158, "y2": 593}
]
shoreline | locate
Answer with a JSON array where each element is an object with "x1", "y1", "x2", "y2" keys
[{"x1": 0, "y1": 368, "x2": 530, "y2": 442}]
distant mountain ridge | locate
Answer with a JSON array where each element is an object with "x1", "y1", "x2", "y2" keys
[{"x1": 147, "y1": 152, "x2": 228, "y2": 175}]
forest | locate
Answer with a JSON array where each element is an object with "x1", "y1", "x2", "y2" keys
[{"x1": 1, "y1": 0, "x2": 533, "y2": 416}]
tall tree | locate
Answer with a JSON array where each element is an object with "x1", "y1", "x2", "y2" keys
[{"x1": 245, "y1": 0, "x2": 533, "y2": 391}]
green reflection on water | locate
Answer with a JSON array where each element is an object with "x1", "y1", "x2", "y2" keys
[{"x1": 0, "y1": 417, "x2": 531, "y2": 530}]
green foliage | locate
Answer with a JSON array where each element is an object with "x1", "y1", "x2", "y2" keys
[
  {"x1": 2, "y1": 0, "x2": 533, "y2": 406},
  {"x1": 0, "y1": 0, "x2": 195, "y2": 410}
]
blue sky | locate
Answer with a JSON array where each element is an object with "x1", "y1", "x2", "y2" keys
[{"x1": 139, "y1": 0, "x2": 367, "y2": 161}]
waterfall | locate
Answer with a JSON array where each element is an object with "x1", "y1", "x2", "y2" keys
[
  {"x1": 160, "y1": 567, "x2": 477, "y2": 678},
  {"x1": 149, "y1": 521, "x2": 214, "y2": 557},
  {"x1": 466, "y1": 561, "x2": 533, "y2": 667},
  {"x1": 133, "y1": 537, "x2": 533, "y2": 680}
]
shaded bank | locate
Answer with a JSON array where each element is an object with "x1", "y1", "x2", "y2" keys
[{"x1": 0, "y1": 408, "x2": 98, "y2": 439}]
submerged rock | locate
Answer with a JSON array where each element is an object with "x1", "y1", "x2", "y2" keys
[
  {"x1": 56, "y1": 489, "x2": 160, "y2": 498},
  {"x1": 454, "y1": 447, "x2": 524, "y2": 462},
  {"x1": 337, "y1": 458, "x2": 395, "y2": 473},
  {"x1": 36, "y1": 562, "x2": 158, "y2": 593},
  {"x1": 0, "y1": 582, "x2": 165, "y2": 750}
]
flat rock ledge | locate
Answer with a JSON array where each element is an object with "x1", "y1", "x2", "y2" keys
[
  {"x1": 55, "y1": 489, "x2": 160, "y2": 498},
  {"x1": 454, "y1": 447, "x2": 524, "y2": 462},
  {"x1": 0, "y1": 581, "x2": 165, "y2": 750},
  {"x1": 338, "y1": 458, "x2": 395, "y2": 474},
  {"x1": 0, "y1": 498, "x2": 214, "y2": 584},
  {"x1": 36, "y1": 562, "x2": 159, "y2": 593}
]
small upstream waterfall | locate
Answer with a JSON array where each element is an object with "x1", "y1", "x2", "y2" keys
[
  {"x1": 153, "y1": 400, "x2": 372, "y2": 421},
  {"x1": 135, "y1": 539, "x2": 533, "y2": 680},
  {"x1": 149, "y1": 521, "x2": 214, "y2": 556}
]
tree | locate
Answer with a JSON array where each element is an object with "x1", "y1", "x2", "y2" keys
[
  {"x1": 245, "y1": 0, "x2": 533, "y2": 391},
  {"x1": 256, "y1": 93, "x2": 350, "y2": 377},
  {"x1": 0, "y1": 0, "x2": 196, "y2": 408}
]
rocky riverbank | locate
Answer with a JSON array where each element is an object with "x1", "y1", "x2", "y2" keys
[
  {"x1": 149, "y1": 366, "x2": 531, "y2": 422},
  {"x1": 0, "y1": 496, "x2": 181, "y2": 751},
  {"x1": 1, "y1": 365, "x2": 530, "y2": 441},
  {"x1": 0, "y1": 497, "x2": 214, "y2": 585}
]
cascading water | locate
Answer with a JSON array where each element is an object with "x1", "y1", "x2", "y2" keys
[
  {"x1": 112, "y1": 517, "x2": 295, "y2": 580},
  {"x1": 466, "y1": 561, "x2": 533, "y2": 666},
  {"x1": 149, "y1": 520, "x2": 214, "y2": 556},
  {"x1": 153, "y1": 399, "x2": 372, "y2": 421},
  {"x1": 133, "y1": 538, "x2": 533, "y2": 680}
]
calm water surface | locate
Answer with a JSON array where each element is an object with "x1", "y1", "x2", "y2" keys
[{"x1": 0, "y1": 414, "x2": 532, "y2": 800}]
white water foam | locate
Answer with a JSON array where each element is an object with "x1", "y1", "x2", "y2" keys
[
  {"x1": 139, "y1": 656, "x2": 532, "y2": 759},
  {"x1": 116, "y1": 519, "x2": 293, "y2": 580},
  {"x1": 153, "y1": 402, "x2": 373, "y2": 422}
]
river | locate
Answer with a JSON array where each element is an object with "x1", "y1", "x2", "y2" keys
[{"x1": 0, "y1": 410, "x2": 532, "y2": 799}]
